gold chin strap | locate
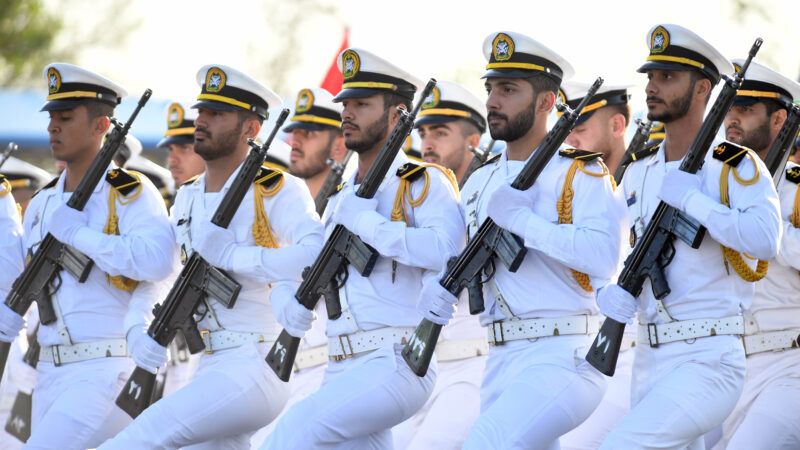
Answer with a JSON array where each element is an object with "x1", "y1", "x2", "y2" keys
[
  {"x1": 104, "y1": 171, "x2": 144, "y2": 293},
  {"x1": 253, "y1": 175, "x2": 283, "y2": 249},
  {"x1": 719, "y1": 154, "x2": 768, "y2": 282},
  {"x1": 557, "y1": 160, "x2": 613, "y2": 292},
  {"x1": 391, "y1": 163, "x2": 459, "y2": 225}
]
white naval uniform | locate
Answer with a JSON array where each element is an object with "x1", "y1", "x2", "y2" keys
[
  {"x1": 601, "y1": 142, "x2": 782, "y2": 449},
  {"x1": 460, "y1": 148, "x2": 626, "y2": 450},
  {"x1": 714, "y1": 161, "x2": 800, "y2": 450},
  {"x1": 0, "y1": 182, "x2": 27, "y2": 449},
  {"x1": 391, "y1": 294, "x2": 487, "y2": 450},
  {"x1": 20, "y1": 167, "x2": 174, "y2": 450},
  {"x1": 101, "y1": 164, "x2": 324, "y2": 450},
  {"x1": 262, "y1": 151, "x2": 464, "y2": 449}
]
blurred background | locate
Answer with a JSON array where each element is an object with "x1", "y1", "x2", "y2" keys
[{"x1": 1, "y1": 0, "x2": 798, "y2": 173}]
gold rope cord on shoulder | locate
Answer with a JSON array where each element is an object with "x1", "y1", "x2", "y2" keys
[
  {"x1": 0, "y1": 177, "x2": 11, "y2": 197},
  {"x1": 791, "y1": 182, "x2": 800, "y2": 228},
  {"x1": 391, "y1": 163, "x2": 459, "y2": 225},
  {"x1": 104, "y1": 170, "x2": 144, "y2": 293},
  {"x1": 557, "y1": 160, "x2": 613, "y2": 292},
  {"x1": 719, "y1": 154, "x2": 768, "y2": 282},
  {"x1": 252, "y1": 174, "x2": 284, "y2": 248}
]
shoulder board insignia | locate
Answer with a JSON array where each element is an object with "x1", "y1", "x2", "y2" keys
[
  {"x1": 106, "y1": 168, "x2": 140, "y2": 196},
  {"x1": 396, "y1": 162, "x2": 426, "y2": 182},
  {"x1": 712, "y1": 142, "x2": 748, "y2": 167},
  {"x1": 255, "y1": 166, "x2": 283, "y2": 189},
  {"x1": 786, "y1": 166, "x2": 800, "y2": 184},
  {"x1": 180, "y1": 174, "x2": 200, "y2": 187},
  {"x1": 630, "y1": 143, "x2": 660, "y2": 162},
  {"x1": 32, "y1": 176, "x2": 59, "y2": 198},
  {"x1": 559, "y1": 148, "x2": 603, "y2": 161},
  {"x1": 478, "y1": 152, "x2": 501, "y2": 169}
]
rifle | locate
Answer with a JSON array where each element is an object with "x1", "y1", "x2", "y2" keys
[
  {"x1": 764, "y1": 104, "x2": 800, "y2": 182},
  {"x1": 314, "y1": 150, "x2": 354, "y2": 216},
  {"x1": 402, "y1": 78, "x2": 605, "y2": 377},
  {"x1": 4, "y1": 327, "x2": 39, "y2": 443},
  {"x1": 0, "y1": 90, "x2": 152, "y2": 384},
  {"x1": 614, "y1": 119, "x2": 652, "y2": 184},
  {"x1": 460, "y1": 140, "x2": 495, "y2": 188},
  {"x1": 586, "y1": 38, "x2": 763, "y2": 376},
  {"x1": 0, "y1": 142, "x2": 18, "y2": 171},
  {"x1": 265, "y1": 79, "x2": 438, "y2": 382},
  {"x1": 115, "y1": 109, "x2": 290, "y2": 418}
]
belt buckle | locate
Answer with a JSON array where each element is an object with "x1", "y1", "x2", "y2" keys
[
  {"x1": 51, "y1": 345, "x2": 63, "y2": 367},
  {"x1": 647, "y1": 323, "x2": 660, "y2": 348},
  {"x1": 491, "y1": 321, "x2": 505, "y2": 346},
  {"x1": 332, "y1": 334, "x2": 354, "y2": 362},
  {"x1": 200, "y1": 329, "x2": 213, "y2": 355}
]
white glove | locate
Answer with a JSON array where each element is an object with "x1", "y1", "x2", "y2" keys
[
  {"x1": 127, "y1": 326, "x2": 168, "y2": 374},
  {"x1": 279, "y1": 300, "x2": 316, "y2": 338},
  {"x1": 0, "y1": 304, "x2": 24, "y2": 343},
  {"x1": 416, "y1": 277, "x2": 458, "y2": 326},
  {"x1": 194, "y1": 222, "x2": 240, "y2": 270},
  {"x1": 487, "y1": 183, "x2": 536, "y2": 236},
  {"x1": 47, "y1": 204, "x2": 89, "y2": 246},
  {"x1": 657, "y1": 169, "x2": 702, "y2": 212},
  {"x1": 596, "y1": 284, "x2": 638, "y2": 324},
  {"x1": 331, "y1": 192, "x2": 383, "y2": 241}
]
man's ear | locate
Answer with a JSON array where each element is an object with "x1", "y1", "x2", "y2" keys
[
  {"x1": 696, "y1": 77, "x2": 713, "y2": 99},
  {"x1": 92, "y1": 114, "x2": 111, "y2": 138},
  {"x1": 770, "y1": 107, "x2": 788, "y2": 134},
  {"x1": 331, "y1": 134, "x2": 348, "y2": 163},
  {"x1": 468, "y1": 133, "x2": 481, "y2": 149},
  {"x1": 243, "y1": 118, "x2": 262, "y2": 142},
  {"x1": 610, "y1": 113, "x2": 627, "y2": 139},
  {"x1": 537, "y1": 91, "x2": 556, "y2": 114}
]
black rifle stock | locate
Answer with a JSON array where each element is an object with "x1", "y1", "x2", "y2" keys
[
  {"x1": 586, "y1": 38, "x2": 763, "y2": 376},
  {"x1": 0, "y1": 142, "x2": 18, "y2": 170},
  {"x1": 265, "y1": 80, "x2": 438, "y2": 382},
  {"x1": 115, "y1": 109, "x2": 290, "y2": 418},
  {"x1": 402, "y1": 78, "x2": 606, "y2": 377},
  {"x1": 764, "y1": 104, "x2": 800, "y2": 181},
  {"x1": 615, "y1": 119, "x2": 652, "y2": 184},
  {"x1": 315, "y1": 150, "x2": 354, "y2": 216},
  {"x1": 0, "y1": 90, "x2": 151, "y2": 386}
]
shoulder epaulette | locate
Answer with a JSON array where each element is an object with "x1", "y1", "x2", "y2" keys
[
  {"x1": 31, "y1": 176, "x2": 59, "y2": 199},
  {"x1": 479, "y1": 153, "x2": 501, "y2": 169},
  {"x1": 180, "y1": 174, "x2": 200, "y2": 188},
  {"x1": 396, "y1": 162, "x2": 427, "y2": 182},
  {"x1": 559, "y1": 148, "x2": 603, "y2": 162},
  {"x1": 786, "y1": 166, "x2": 800, "y2": 184},
  {"x1": 630, "y1": 143, "x2": 660, "y2": 163},
  {"x1": 255, "y1": 165, "x2": 283, "y2": 189},
  {"x1": 712, "y1": 142, "x2": 748, "y2": 167},
  {"x1": 106, "y1": 168, "x2": 140, "y2": 196}
]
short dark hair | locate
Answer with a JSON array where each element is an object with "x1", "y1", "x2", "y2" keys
[
  {"x1": 689, "y1": 71, "x2": 712, "y2": 105},
  {"x1": 606, "y1": 103, "x2": 631, "y2": 126},
  {"x1": 84, "y1": 101, "x2": 114, "y2": 121},
  {"x1": 236, "y1": 110, "x2": 264, "y2": 126},
  {"x1": 382, "y1": 92, "x2": 412, "y2": 111},
  {"x1": 525, "y1": 73, "x2": 560, "y2": 96},
  {"x1": 457, "y1": 119, "x2": 481, "y2": 138},
  {"x1": 760, "y1": 98, "x2": 785, "y2": 115}
]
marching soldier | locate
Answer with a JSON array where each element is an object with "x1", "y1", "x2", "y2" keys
[
  {"x1": 558, "y1": 82, "x2": 637, "y2": 450},
  {"x1": 715, "y1": 60, "x2": 800, "y2": 450},
  {"x1": 597, "y1": 25, "x2": 781, "y2": 449},
  {"x1": 429, "y1": 31, "x2": 626, "y2": 448},
  {"x1": 393, "y1": 79, "x2": 488, "y2": 450},
  {"x1": 562, "y1": 81, "x2": 633, "y2": 174},
  {"x1": 158, "y1": 101, "x2": 206, "y2": 187},
  {"x1": 262, "y1": 48, "x2": 464, "y2": 449},
  {"x1": 0, "y1": 63, "x2": 175, "y2": 448},
  {"x1": 250, "y1": 87, "x2": 346, "y2": 447},
  {"x1": 100, "y1": 64, "x2": 324, "y2": 448}
]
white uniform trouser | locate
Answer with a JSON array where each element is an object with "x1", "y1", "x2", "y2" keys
[
  {"x1": 0, "y1": 339, "x2": 32, "y2": 450},
  {"x1": 392, "y1": 355, "x2": 486, "y2": 450},
  {"x1": 714, "y1": 347, "x2": 800, "y2": 450},
  {"x1": 249, "y1": 363, "x2": 327, "y2": 448},
  {"x1": 601, "y1": 335, "x2": 746, "y2": 450},
  {"x1": 261, "y1": 344, "x2": 436, "y2": 449},
  {"x1": 100, "y1": 342, "x2": 289, "y2": 450},
  {"x1": 463, "y1": 335, "x2": 606, "y2": 450},
  {"x1": 162, "y1": 353, "x2": 201, "y2": 398},
  {"x1": 560, "y1": 344, "x2": 635, "y2": 449},
  {"x1": 26, "y1": 357, "x2": 133, "y2": 450}
]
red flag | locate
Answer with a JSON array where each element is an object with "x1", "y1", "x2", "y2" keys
[{"x1": 320, "y1": 28, "x2": 349, "y2": 94}]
